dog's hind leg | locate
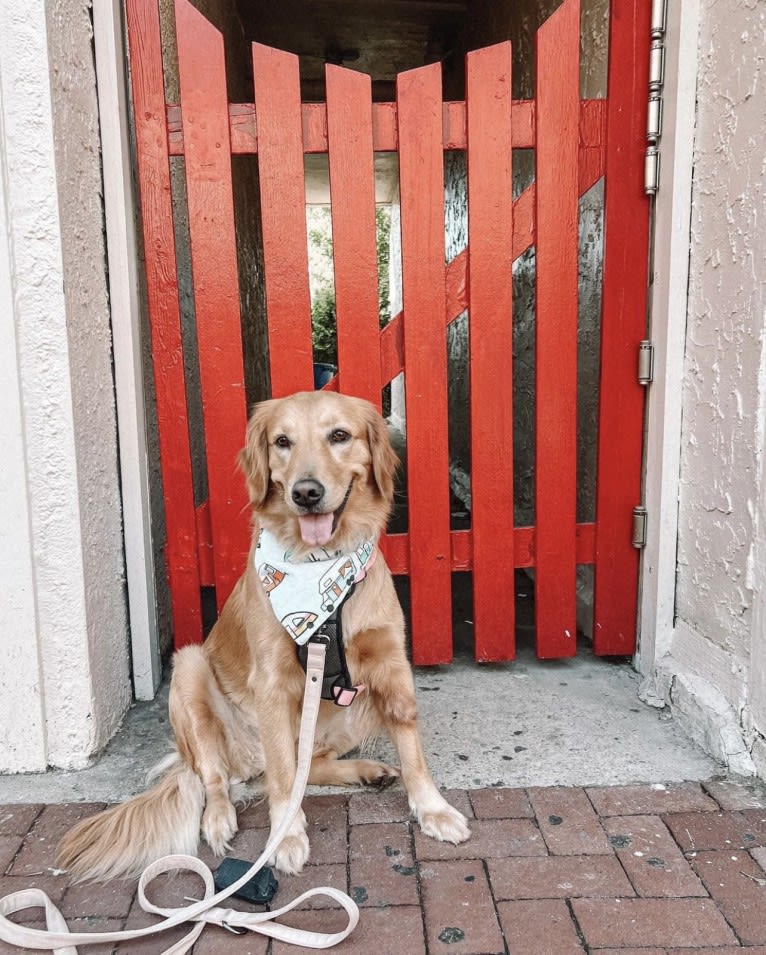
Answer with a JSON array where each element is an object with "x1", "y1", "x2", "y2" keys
[
  {"x1": 308, "y1": 747, "x2": 399, "y2": 787},
  {"x1": 170, "y1": 646, "x2": 239, "y2": 856},
  {"x1": 309, "y1": 706, "x2": 398, "y2": 787}
]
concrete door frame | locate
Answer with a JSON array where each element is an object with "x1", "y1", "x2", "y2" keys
[
  {"x1": 636, "y1": 0, "x2": 700, "y2": 684},
  {"x1": 94, "y1": 0, "x2": 161, "y2": 700}
]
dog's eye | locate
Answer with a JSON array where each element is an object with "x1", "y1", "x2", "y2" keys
[
  {"x1": 274, "y1": 434, "x2": 291, "y2": 449},
  {"x1": 329, "y1": 429, "x2": 351, "y2": 445}
]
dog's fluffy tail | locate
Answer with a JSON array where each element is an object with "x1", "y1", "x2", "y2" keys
[{"x1": 56, "y1": 755, "x2": 205, "y2": 883}]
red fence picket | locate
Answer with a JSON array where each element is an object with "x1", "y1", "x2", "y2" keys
[
  {"x1": 396, "y1": 64, "x2": 454, "y2": 664},
  {"x1": 466, "y1": 43, "x2": 516, "y2": 662},
  {"x1": 534, "y1": 0, "x2": 580, "y2": 658},
  {"x1": 251, "y1": 42, "x2": 315, "y2": 397},
  {"x1": 593, "y1": 0, "x2": 652, "y2": 654},
  {"x1": 175, "y1": 0, "x2": 250, "y2": 611},
  {"x1": 326, "y1": 65, "x2": 382, "y2": 408},
  {"x1": 125, "y1": 0, "x2": 650, "y2": 661},
  {"x1": 125, "y1": 0, "x2": 202, "y2": 646}
]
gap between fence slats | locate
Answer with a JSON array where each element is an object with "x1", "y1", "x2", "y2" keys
[
  {"x1": 396, "y1": 63, "x2": 453, "y2": 665},
  {"x1": 325, "y1": 65, "x2": 382, "y2": 407},
  {"x1": 251, "y1": 43, "x2": 314, "y2": 396},
  {"x1": 534, "y1": 0, "x2": 580, "y2": 659},
  {"x1": 176, "y1": 0, "x2": 249, "y2": 611},
  {"x1": 466, "y1": 43, "x2": 516, "y2": 662},
  {"x1": 126, "y1": 0, "x2": 202, "y2": 646},
  {"x1": 592, "y1": 0, "x2": 651, "y2": 655}
]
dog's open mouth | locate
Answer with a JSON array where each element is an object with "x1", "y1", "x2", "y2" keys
[
  {"x1": 297, "y1": 481, "x2": 353, "y2": 547},
  {"x1": 298, "y1": 512, "x2": 334, "y2": 547}
]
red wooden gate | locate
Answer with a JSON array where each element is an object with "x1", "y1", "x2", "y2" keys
[{"x1": 125, "y1": 0, "x2": 650, "y2": 663}]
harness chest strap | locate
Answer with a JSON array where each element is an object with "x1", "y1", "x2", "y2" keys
[{"x1": 297, "y1": 608, "x2": 366, "y2": 706}]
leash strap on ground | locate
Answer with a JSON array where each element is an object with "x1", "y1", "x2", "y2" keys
[{"x1": 0, "y1": 641, "x2": 359, "y2": 953}]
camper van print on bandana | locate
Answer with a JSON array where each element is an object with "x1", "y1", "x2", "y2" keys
[{"x1": 255, "y1": 529, "x2": 375, "y2": 645}]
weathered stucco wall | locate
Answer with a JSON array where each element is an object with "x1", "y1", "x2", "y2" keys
[
  {"x1": 671, "y1": 0, "x2": 766, "y2": 773},
  {"x1": 45, "y1": 0, "x2": 132, "y2": 755},
  {"x1": 0, "y1": 0, "x2": 130, "y2": 771}
]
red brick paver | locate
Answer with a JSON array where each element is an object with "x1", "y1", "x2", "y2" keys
[
  {"x1": 690, "y1": 849, "x2": 766, "y2": 944},
  {"x1": 572, "y1": 896, "x2": 738, "y2": 949},
  {"x1": 0, "y1": 778, "x2": 765, "y2": 953},
  {"x1": 600, "y1": 813, "x2": 708, "y2": 897},
  {"x1": 664, "y1": 807, "x2": 766, "y2": 851},
  {"x1": 497, "y1": 898, "x2": 585, "y2": 954},
  {"x1": 528, "y1": 786, "x2": 613, "y2": 855}
]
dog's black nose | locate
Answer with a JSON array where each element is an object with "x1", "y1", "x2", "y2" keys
[{"x1": 291, "y1": 478, "x2": 325, "y2": 509}]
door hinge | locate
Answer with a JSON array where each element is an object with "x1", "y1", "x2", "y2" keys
[
  {"x1": 638, "y1": 340, "x2": 654, "y2": 385},
  {"x1": 644, "y1": 0, "x2": 667, "y2": 195},
  {"x1": 632, "y1": 506, "x2": 648, "y2": 549}
]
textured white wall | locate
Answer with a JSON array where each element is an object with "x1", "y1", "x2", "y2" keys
[
  {"x1": 0, "y1": 0, "x2": 130, "y2": 771},
  {"x1": 671, "y1": 0, "x2": 766, "y2": 771}
]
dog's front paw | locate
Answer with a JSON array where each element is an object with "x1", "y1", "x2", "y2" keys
[
  {"x1": 202, "y1": 798, "x2": 238, "y2": 855},
  {"x1": 417, "y1": 802, "x2": 471, "y2": 845},
  {"x1": 268, "y1": 807, "x2": 310, "y2": 874},
  {"x1": 271, "y1": 831, "x2": 310, "y2": 874}
]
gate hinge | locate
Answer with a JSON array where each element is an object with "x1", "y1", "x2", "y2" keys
[
  {"x1": 644, "y1": 0, "x2": 668, "y2": 194},
  {"x1": 632, "y1": 506, "x2": 648, "y2": 549},
  {"x1": 638, "y1": 340, "x2": 654, "y2": 385}
]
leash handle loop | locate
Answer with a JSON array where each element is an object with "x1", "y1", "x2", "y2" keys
[{"x1": 0, "y1": 642, "x2": 359, "y2": 952}]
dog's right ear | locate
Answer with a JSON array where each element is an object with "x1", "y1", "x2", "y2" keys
[{"x1": 238, "y1": 401, "x2": 273, "y2": 508}]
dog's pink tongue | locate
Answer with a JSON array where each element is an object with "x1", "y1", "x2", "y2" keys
[{"x1": 298, "y1": 512, "x2": 334, "y2": 546}]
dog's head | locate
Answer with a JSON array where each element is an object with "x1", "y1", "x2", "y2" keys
[{"x1": 239, "y1": 391, "x2": 399, "y2": 552}]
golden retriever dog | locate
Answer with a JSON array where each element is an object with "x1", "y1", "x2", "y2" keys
[{"x1": 58, "y1": 391, "x2": 470, "y2": 882}]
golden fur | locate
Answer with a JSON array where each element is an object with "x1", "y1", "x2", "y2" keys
[{"x1": 58, "y1": 391, "x2": 470, "y2": 882}]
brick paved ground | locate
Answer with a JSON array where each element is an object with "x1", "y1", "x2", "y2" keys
[{"x1": 2, "y1": 779, "x2": 766, "y2": 953}]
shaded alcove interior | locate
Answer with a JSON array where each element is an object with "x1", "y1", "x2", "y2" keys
[{"x1": 155, "y1": 0, "x2": 613, "y2": 659}]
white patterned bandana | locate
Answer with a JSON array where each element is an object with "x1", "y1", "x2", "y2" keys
[{"x1": 255, "y1": 528, "x2": 376, "y2": 645}]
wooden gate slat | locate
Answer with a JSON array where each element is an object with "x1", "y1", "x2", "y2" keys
[
  {"x1": 397, "y1": 63, "x2": 453, "y2": 665},
  {"x1": 534, "y1": 0, "x2": 580, "y2": 658},
  {"x1": 325, "y1": 65, "x2": 381, "y2": 407},
  {"x1": 592, "y1": 0, "x2": 651, "y2": 655},
  {"x1": 382, "y1": 523, "x2": 596, "y2": 576},
  {"x1": 167, "y1": 100, "x2": 608, "y2": 158},
  {"x1": 125, "y1": 0, "x2": 202, "y2": 647},
  {"x1": 251, "y1": 43, "x2": 314, "y2": 396},
  {"x1": 466, "y1": 43, "x2": 516, "y2": 661},
  {"x1": 175, "y1": 0, "x2": 249, "y2": 611}
]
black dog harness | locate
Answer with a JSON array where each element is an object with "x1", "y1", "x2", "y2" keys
[{"x1": 296, "y1": 585, "x2": 364, "y2": 706}]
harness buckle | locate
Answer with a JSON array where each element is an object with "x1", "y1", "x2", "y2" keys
[
  {"x1": 332, "y1": 684, "x2": 361, "y2": 707},
  {"x1": 309, "y1": 630, "x2": 332, "y2": 646}
]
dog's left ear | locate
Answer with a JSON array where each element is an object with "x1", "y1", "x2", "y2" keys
[
  {"x1": 239, "y1": 401, "x2": 273, "y2": 508},
  {"x1": 365, "y1": 406, "x2": 399, "y2": 506}
]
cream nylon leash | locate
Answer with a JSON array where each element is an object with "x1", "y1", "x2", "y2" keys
[{"x1": 0, "y1": 641, "x2": 359, "y2": 952}]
